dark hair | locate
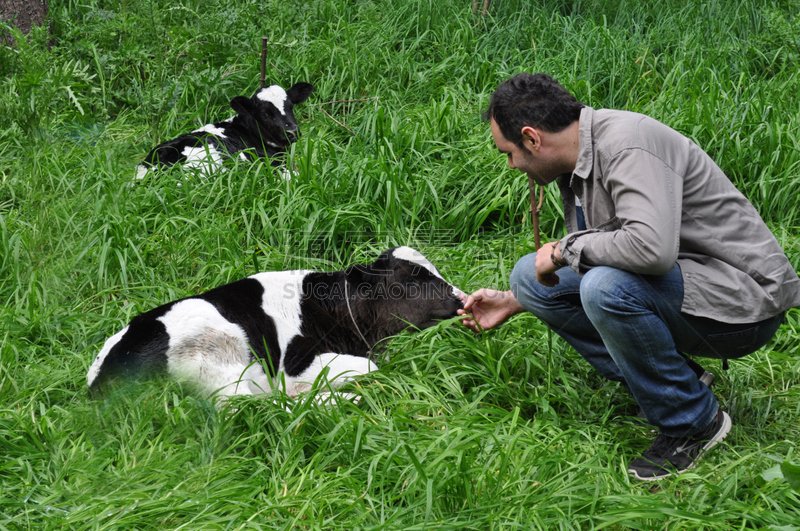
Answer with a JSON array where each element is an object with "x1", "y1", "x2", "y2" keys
[{"x1": 483, "y1": 73, "x2": 585, "y2": 146}]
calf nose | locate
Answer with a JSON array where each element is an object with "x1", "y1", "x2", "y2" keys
[{"x1": 285, "y1": 127, "x2": 299, "y2": 142}]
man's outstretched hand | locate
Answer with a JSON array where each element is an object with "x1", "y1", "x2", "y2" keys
[{"x1": 457, "y1": 289, "x2": 525, "y2": 333}]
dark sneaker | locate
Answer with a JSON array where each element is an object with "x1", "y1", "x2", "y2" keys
[{"x1": 628, "y1": 410, "x2": 732, "y2": 481}]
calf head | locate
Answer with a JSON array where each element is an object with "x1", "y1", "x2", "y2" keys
[
  {"x1": 350, "y1": 247, "x2": 464, "y2": 338},
  {"x1": 229, "y1": 82, "x2": 314, "y2": 148}
]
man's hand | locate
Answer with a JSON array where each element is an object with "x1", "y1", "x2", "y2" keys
[
  {"x1": 457, "y1": 289, "x2": 525, "y2": 332},
  {"x1": 536, "y1": 241, "x2": 564, "y2": 287}
]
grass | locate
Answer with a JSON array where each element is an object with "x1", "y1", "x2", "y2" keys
[{"x1": 1, "y1": 0, "x2": 799, "y2": 529}]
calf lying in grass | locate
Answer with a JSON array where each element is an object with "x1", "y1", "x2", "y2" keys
[
  {"x1": 87, "y1": 247, "x2": 464, "y2": 400},
  {"x1": 135, "y1": 82, "x2": 314, "y2": 181}
]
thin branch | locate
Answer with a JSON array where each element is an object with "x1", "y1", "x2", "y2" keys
[
  {"x1": 308, "y1": 97, "x2": 380, "y2": 107},
  {"x1": 320, "y1": 107, "x2": 355, "y2": 135}
]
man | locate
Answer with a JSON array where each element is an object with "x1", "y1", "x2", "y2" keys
[{"x1": 459, "y1": 73, "x2": 800, "y2": 481}]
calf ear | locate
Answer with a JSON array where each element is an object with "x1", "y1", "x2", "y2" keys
[
  {"x1": 287, "y1": 82, "x2": 314, "y2": 104},
  {"x1": 230, "y1": 96, "x2": 256, "y2": 116},
  {"x1": 377, "y1": 248, "x2": 396, "y2": 263},
  {"x1": 360, "y1": 252, "x2": 395, "y2": 280}
]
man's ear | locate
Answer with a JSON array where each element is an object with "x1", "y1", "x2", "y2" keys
[{"x1": 521, "y1": 126, "x2": 540, "y2": 150}]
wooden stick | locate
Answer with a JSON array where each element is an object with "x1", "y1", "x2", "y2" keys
[
  {"x1": 308, "y1": 97, "x2": 380, "y2": 107},
  {"x1": 320, "y1": 107, "x2": 355, "y2": 135},
  {"x1": 528, "y1": 175, "x2": 545, "y2": 251},
  {"x1": 260, "y1": 37, "x2": 268, "y2": 88}
]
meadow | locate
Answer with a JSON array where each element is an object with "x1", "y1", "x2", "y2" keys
[{"x1": 1, "y1": 0, "x2": 799, "y2": 528}]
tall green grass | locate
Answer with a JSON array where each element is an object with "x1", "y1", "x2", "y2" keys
[{"x1": 1, "y1": 0, "x2": 799, "y2": 529}]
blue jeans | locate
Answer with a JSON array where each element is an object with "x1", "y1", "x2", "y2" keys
[{"x1": 510, "y1": 253, "x2": 783, "y2": 437}]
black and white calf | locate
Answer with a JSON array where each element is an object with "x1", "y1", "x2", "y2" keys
[
  {"x1": 135, "y1": 82, "x2": 314, "y2": 181},
  {"x1": 87, "y1": 247, "x2": 464, "y2": 399}
]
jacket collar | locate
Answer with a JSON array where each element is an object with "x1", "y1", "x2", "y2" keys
[{"x1": 571, "y1": 106, "x2": 595, "y2": 182}]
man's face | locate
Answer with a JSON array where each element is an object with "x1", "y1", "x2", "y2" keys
[{"x1": 489, "y1": 118, "x2": 556, "y2": 186}]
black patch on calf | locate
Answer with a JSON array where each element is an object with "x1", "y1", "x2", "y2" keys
[
  {"x1": 282, "y1": 335, "x2": 324, "y2": 377},
  {"x1": 279, "y1": 272, "x2": 370, "y2": 377},
  {"x1": 193, "y1": 278, "x2": 281, "y2": 374},
  {"x1": 89, "y1": 303, "x2": 174, "y2": 393}
]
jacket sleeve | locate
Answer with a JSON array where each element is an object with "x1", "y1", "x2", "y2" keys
[{"x1": 559, "y1": 148, "x2": 683, "y2": 276}]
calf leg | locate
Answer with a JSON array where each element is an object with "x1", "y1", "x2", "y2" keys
[
  {"x1": 281, "y1": 353, "x2": 378, "y2": 396},
  {"x1": 187, "y1": 361, "x2": 275, "y2": 400}
]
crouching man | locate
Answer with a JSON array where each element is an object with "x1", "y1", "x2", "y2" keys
[{"x1": 459, "y1": 73, "x2": 800, "y2": 481}]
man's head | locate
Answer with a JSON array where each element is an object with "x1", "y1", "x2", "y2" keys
[
  {"x1": 483, "y1": 73, "x2": 584, "y2": 148},
  {"x1": 484, "y1": 73, "x2": 584, "y2": 184}
]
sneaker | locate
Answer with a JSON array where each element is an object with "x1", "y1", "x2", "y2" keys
[{"x1": 628, "y1": 410, "x2": 732, "y2": 481}]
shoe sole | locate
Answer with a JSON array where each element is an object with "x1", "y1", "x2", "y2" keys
[{"x1": 630, "y1": 411, "x2": 732, "y2": 482}]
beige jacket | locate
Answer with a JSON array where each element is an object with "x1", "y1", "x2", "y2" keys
[{"x1": 558, "y1": 107, "x2": 800, "y2": 323}]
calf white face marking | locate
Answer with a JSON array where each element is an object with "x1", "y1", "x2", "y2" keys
[
  {"x1": 391, "y1": 246, "x2": 464, "y2": 297},
  {"x1": 193, "y1": 124, "x2": 228, "y2": 138},
  {"x1": 256, "y1": 85, "x2": 288, "y2": 116}
]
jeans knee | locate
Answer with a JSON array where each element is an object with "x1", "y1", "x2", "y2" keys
[{"x1": 580, "y1": 267, "x2": 629, "y2": 315}]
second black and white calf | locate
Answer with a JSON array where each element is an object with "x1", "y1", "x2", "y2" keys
[
  {"x1": 87, "y1": 247, "x2": 463, "y2": 399},
  {"x1": 135, "y1": 82, "x2": 314, "y2": 181}
]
